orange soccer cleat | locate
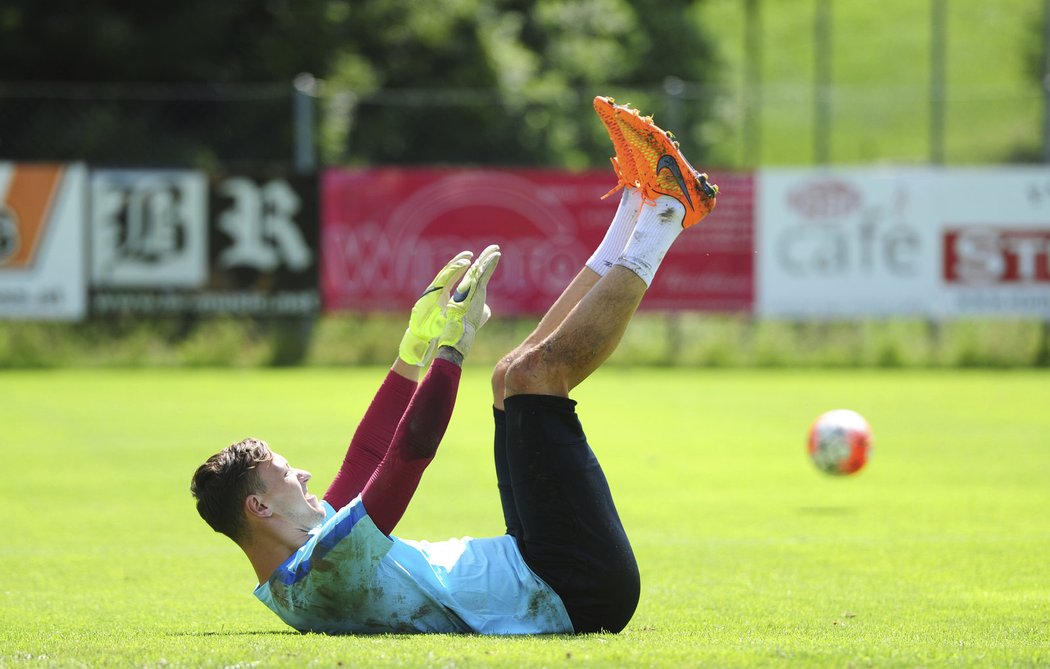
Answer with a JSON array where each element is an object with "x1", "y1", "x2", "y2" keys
[
  {"x1": 611, "y1": 102, "x2": 718, "y2": 228},
  {"x1": 592, "y1": 96, "x2": 641, "y2": 199}
]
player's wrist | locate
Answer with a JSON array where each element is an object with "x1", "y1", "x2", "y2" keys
[
  {"x1": 435, "y1": 346, "x2": 464, "y2": 367},
  {"x1": 391, "y1": 356, "x2": 423, "y2": 381}
]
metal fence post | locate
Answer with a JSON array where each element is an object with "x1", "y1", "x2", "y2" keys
[
  {"x1": 1043, "y1": 0, "x2": 1050, "y2": 162},
  {"x1": 744, "y1": 0, "x2": 762, "y2": 166},
  {"x1": 814, "y1": 0, "x2": 832, "y2": 165},
  {"x1": 293, "y1": 73, "x2": 318, "y2": 175},
  {"x1": 930, "y1": 0, "x2": 946, "y2": 164},
  {"x1": 663, "y1": 76, "x2": 686, "y2": 153}
]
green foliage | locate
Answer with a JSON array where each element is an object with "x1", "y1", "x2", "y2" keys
[
  {"x1": 1, "y1": 367, "x2": 1048, "y2": 667},
  {"x1": 327, "y1": 0, "x2": 718, "y2": 167},
  {"x1": 1, "y1": 316, "x2": 1048, "y2": 369},
  {"x1": 0, "y1": 0, "x2": 720, "y2": 168}
]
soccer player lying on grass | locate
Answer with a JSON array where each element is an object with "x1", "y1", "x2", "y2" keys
[{"x1": 189, "y1": 97, "x2": 717, "y2": 635}]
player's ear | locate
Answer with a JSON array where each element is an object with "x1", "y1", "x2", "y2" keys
[{"x1": 245, "y1": 494, "x2": 272, "y2": 519}]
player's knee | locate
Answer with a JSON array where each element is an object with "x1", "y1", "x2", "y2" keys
[
  {"x1": 491, "y1": 355, "x2": 514, "y2": 401},
  {"x1": 504, "y1": 346, "x2": 564, "y2": 397},
  {"x1": 597, "y1": 558, "x2": 641, "y2": 633},
  {"x1": 570, "y1": 559, "x2": 641, "y2": 634},
  {"x1": 607, "y1": 563, "x2": 641, "y2": 632}
]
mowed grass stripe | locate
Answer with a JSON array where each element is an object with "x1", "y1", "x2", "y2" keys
[{"x1": 1, "y1": 368, "x2": 1047, "y2": 668}]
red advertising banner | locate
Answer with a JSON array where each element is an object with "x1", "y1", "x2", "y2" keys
[
  {"x1": 322, "y1": 168, "x2": 753, "y2": 315},
  {"x1": 943, "y1": 227, "x2": 1050, "y2": 284}
]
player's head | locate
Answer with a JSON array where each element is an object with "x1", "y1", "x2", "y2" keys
[
  {"x1": 191, "y1": 437, "x2": 274, "y2": 543},
  {"x1": 191, "y1": 438, "x2": 325, "y2": 544}
]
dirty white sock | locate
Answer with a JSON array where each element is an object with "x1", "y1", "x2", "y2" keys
[
  {"x1": 586, "y1": 188, "x2": 643, "y2": 276},
  {"x1": 615, "y1": 195, "x2": 686, "y2": 286}
]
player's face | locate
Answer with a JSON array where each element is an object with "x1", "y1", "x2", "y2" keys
[{"x1": 257, "y1": 453, "x2": 326, "y2": 531}]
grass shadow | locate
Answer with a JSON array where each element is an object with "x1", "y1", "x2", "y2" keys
[{"x1": 169, "y1": 630, "x2": 302, "y2": 637}]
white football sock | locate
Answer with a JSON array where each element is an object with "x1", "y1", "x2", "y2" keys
[
  {"x1": 586, "y1": 188, "x2": 643, "y2": 277},
  {"x1": 615, "y1": 195, "x2": 686, "y2": 286}
]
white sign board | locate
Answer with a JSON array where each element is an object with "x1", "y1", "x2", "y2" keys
[
  {"x1": 0, "y1": 163, "x2": 87, "y2": 320},
  {"x1": 757, "y1": 167, "x2": 1050, "y2": 318},
  {"x1": 934, "y1": 168, "x2": 1050, "y2": 316}
]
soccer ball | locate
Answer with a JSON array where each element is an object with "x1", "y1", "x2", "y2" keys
[{"x1": 807, "y1": 409, "x2": 872, "y2": 475}]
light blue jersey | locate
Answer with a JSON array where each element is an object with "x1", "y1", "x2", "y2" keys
[{"x1": 254, "y1": 499, "x2": 573, "y2": 635}]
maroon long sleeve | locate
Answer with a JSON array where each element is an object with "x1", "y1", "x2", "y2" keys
[
  {"x1": 323, "y1": 368, "x2": 418, "y2": 510},
  {"x1": 361, "y1": 358, "x2": 461, "y2": 535}
]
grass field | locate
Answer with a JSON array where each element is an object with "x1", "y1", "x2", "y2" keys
[
  {"x1": 2, "y1": 366, "x2": 1048, "y2": 668},
  {"x1": 697, "y1": 0, "x2": 1042, "y2": 167}
]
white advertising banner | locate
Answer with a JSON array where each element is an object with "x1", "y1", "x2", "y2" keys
[
  {"x1": 90, "y1": 169, "x2": 208, "y2": 288},
  {"x1": 0, "y1": 163, "x2": 87, "y2": 320},
  {"x1": 757, "y1": 167, "x2": 1050, "y2": 318},
  {"x1": 935, "y1": 168, "x2": 1050, "y2": 317}
]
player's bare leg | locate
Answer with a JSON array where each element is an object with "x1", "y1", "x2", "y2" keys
[
  {"x1": 503, "y1": 265, "x2": 644, "y2": 398},
  {"x1": 490, "y1": 268, "x2": 598, "y2": 409},
  {"x1": 491, "y1": 182, "x2": 641, "y2": 408},
  {"x1": 503, "y1": 185, "x2": 699, "y2": 398},
  {"x1": 491, "y1": 97, "x2": 649, "y2": 409}
]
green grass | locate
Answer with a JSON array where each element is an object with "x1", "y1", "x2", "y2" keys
[
  {"x1": 697, "y1": 0, "x2": 1043, "y2": 167},
  {"x1": 2, "y1": 367, "x2": 1049, "y2": 667}
]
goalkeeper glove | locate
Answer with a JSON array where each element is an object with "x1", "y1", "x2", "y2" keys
[
  {"x1": 438, "y1": 244, "x2": 501, "y2": 358},
  {"x1": 398, "y1": 250, "x2": 473, "y2": 366}
]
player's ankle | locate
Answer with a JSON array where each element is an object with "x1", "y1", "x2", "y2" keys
[
  {"x1": 586, "y1": 189, "x2": 643, "y2": 277},
  {"x1": 615, "y1": 196, "x2": 685, "y2": 286}
]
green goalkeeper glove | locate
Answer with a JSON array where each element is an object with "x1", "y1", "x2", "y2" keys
[
  {"x1": 438, "y1": 244, "x2": 501, "y2": 358},
  {"x1": 398, "y1": 250, "x2": 473, "y2": 366}
]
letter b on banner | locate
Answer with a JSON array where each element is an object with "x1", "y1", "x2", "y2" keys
[{"x1": 91, "y1": 170, "x2": 208, "y2": 288}]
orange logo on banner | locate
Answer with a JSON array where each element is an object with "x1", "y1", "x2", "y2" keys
[{"x1": 0, "y1": 165, "x2": 64, "y2": 269}]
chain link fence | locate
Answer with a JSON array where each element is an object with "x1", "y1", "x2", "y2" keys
[
  {"x1": 0, "y1": 81, "x2": 300, "y2": 170},
  {"x1": 0, "y1": 78, "x2": 1044, "y2": 170}
]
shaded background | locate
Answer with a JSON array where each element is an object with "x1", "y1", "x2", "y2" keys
[{"x1": 0, "y1": 0, "x2": 1044, "y2": 170}]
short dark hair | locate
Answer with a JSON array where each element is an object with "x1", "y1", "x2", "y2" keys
[{"x1": 190, "y1": 438, "x2": 272, "y2": 543}]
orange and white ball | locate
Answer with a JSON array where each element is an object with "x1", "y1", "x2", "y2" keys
[{"x1": 807, "y1": 409, "x2": 872, "y2": 475}]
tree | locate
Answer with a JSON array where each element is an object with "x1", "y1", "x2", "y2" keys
[
  {"x1": 0, "y1": 0, "x2": 342, "y2": 166},
  {"x1": 327, "y1": 0, "x2": 720, "y2": 168},
  {"x1": 0, "y1": 0, "x2": 721, "y2": 169}
]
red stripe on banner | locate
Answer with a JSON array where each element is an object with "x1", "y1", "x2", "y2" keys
[
  {"x1": 943, "y1": 227, "x2": 1050, "y2": 284},
  {"x1": 322, "y1": 168, "x2": 753, "y2": 315},
  {"x1": 3, "y1": 164, "x2": 64, "y2": 269}
]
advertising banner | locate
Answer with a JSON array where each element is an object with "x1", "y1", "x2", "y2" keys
[
  {"x1": 757, "y1": 168, "x2": 938, "y2": 317},
  {"x1": 91, "y1": 169, "x2": 208, "y2": 288},
  {"x1": 322, "y1": 168, "x2": 753, "y2": 314},
  {"x1": 0, "y1": 163, "x2": 87, "y2": 320},
  {"x1": 757, "y1": 167, "x2": 1050, "y2": 318},
  {"x1": 935, "y1": 169, "x2": 1050, "y2": 317},
  {"x1": 90, "y1": 172, "x2": 319, "y2": 316}
]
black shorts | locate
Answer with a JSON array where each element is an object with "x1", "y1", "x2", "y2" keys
[{"x1": 495, "y1": 394, "x2": 639, "y2": 633}]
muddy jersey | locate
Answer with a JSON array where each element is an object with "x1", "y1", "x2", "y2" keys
[{"x1": 254, "y1": 498, "x2": 573, "y2": 635}]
